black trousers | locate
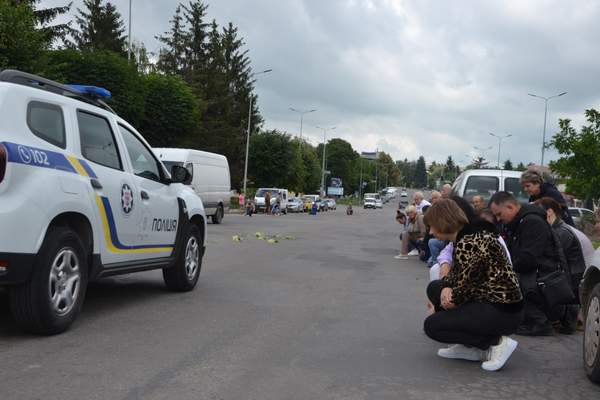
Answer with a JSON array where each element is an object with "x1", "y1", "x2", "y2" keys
[{"x1": 424, "y1": 280, "x2": 524, "y2": 350}]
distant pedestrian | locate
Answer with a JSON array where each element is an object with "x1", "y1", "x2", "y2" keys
[
  {"x1": 245, "y1": 200, "x2": 254, "y2": 217},
  {"x1": 441, "y1": 184, "x2": 452, "y2": 199},
  {"x1": 239, "y1": 192, "x2": 245, "y2": 213},
  {"x1": 265, "y1": 191, "x2": 271, "y2": 214}
]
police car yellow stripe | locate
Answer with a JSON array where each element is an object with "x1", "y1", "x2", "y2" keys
[
  {"x1": 95, "y1": 195, "x2": 174, "y2": 254},
  {"x1": 67, "y1": 155, "x2": 90, "y2": 177}
]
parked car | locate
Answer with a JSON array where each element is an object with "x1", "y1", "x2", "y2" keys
[
  {"x1": 400, "y1": 191, "x2": 408, "y2": 197},
  {"x1": 319, "y1": 199, "x2": 329, "y2": 212},
  {"x1": 254, "y1": 188, "x2": 289, "y2": 214},
  {"x1": 569, "y1": 207, "x2": 597, "y2": 235},
  {"x1": 451, "y1": 169, "x2": 529, "y2": 203},
  {"x1": 287, "y1": 197, "x2": 304, "y2": 213},
  {"x1": 364, "y1": 197, "x2": 376, "y2": 209},
  {"x1": 581, "y1": 248, "x2": 600, "y2": 383},
  {"x1": 375, "y1": 198, "x2": 383, "y2": 208},
  {"x1": 155, "y1": 148, "x2": 230, "y2": 224},
  {"x1": 324, "y1": 198, "x2": 337, "y2": 210}
]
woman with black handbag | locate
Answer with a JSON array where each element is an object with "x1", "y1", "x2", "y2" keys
[{"x1": 535, "y1": 197, "x2": 585, "y2": 334}]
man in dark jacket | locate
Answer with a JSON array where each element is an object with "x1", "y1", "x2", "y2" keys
[{"x1": 490, "y1": 191, "x2": 562, "y2": 336}]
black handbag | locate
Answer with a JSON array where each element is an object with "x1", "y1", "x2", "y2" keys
[
  {"x1": 536, "y1": 230, "x2": 575, "y2": 308},
  {"x1": 537, "y1": 269, "x2": 575, "y2": 308}
]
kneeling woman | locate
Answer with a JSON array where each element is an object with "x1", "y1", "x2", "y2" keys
[{"x1": 423, "y1": 199, "x2": 523, "y2": 371}]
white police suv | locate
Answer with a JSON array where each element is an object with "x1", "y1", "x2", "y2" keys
[{"x1": 0, "y1": 70, "x2": 207, "y2": 334}]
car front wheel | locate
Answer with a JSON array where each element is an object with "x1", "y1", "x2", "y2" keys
[
  {"x1": 584, "y1": 281, "x2": 600, "y2": 383},
  {"x1": 163, "y1": 224, "x2": 203, "y2": 292}
]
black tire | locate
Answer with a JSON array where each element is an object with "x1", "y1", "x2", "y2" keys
[
  {"x1": 584, "y1": 281, "x2": 600, "y2": 383},
  {"x1": 163, "y1": 224, "x2": 203, "y2": 292},
  {"x1": 211, "y1": 205, "x2": 224, "y2": 224},
  {"x1": 10, "y1": 226, "x2": 88, "y2": 335}
]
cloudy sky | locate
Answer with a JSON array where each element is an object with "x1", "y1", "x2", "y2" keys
[{"x1": 41, "y1": 0, "x2": 600, "y2": 166}]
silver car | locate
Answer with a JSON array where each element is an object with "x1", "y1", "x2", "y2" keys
[{"x1": 582, "y1": 248, "x2": 600, "y2": 383}]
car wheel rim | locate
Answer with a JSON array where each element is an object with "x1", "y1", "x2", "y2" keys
[
  {"x1": 48, "y1": 248, "x2": 81, "y2": 316},
  {"x1": 184, "y1": 236, "x2": 199, "y2": 281},
  {"x1": 585, "y1": 296, "x2": 600, "y2": 367}
]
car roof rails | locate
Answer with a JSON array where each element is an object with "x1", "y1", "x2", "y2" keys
[{"x1": 0, "y1": 69, "x2": 116, "y2": 114}]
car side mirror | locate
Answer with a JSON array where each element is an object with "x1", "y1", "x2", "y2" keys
[{"x1": 171, "y1": 165, "x2": 192, "y2": 185}]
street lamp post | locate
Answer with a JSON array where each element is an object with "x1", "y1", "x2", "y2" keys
[
  {"x1": 528, "y1": 91, "x2": 567, "y2": 166},
  {"x1": 243, "y1": 68, "x2": 272, "y2": 196},
  {"x1": 489, "y1": 133, "x2": 512, "y2": 169},
  {"x1": 127, "y1": 0, "x2": 132, "y2": 62},
  {"x1": 316, "y1": 126, "x2": 336, "y2": 197},
  {"x1": 289, "y1": 107, "x2": 317, "y2": 145}
]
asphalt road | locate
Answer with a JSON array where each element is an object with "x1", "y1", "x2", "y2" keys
[{"x1": 1, "y1": 201, "x2": 599, "y2": 399}]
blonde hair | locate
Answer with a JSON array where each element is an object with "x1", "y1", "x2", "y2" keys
[{"x1": 405, "y1": 205, "x2": 417, "y2": 214}]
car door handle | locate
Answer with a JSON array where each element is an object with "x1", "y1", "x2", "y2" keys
[
  {"x1": 141, "y1": 190, "x2": 149, "y2": 200},
  {"x1": 90, "y1": 179, "x2": 103, "y2": 189}
]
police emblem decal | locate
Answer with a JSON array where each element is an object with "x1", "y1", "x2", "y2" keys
[{"x1": 121, "y1": 184, "x2": 134, "y2": 214}]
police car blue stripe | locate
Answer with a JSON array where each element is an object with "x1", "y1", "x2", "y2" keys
[
  {"x1": 78, "y1": 159, "x2": 98, "y2": 179},
  {"x1": 3, "y1": 141, "x2": 77, "y2": 174},
  {"x1": 100, "y1": 196, "x2": 174, "y2": 250}
]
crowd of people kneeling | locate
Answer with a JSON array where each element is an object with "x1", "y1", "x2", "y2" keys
[{"x1": 395, "y1": 171, "x2": 593, "y2": 371}]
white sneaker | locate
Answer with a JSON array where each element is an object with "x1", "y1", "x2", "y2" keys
[
  {"x1": 481, "y1": 336, "x2": 518, "y2": 371},
  {"x1": 394, "y1": 254, "x2": 409, "y2": 260},
  {"x1": 407, "y1": 249, "x2": 420, "y2": 256},
  {"x1": 437, "y1": 344, "x2": 485, "y2": 361}
]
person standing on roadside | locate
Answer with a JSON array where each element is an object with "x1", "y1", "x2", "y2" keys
[
  {"x1": 264, "y1": 190, "x2": 271, "y2": 215},
  {"x1": 239, "y1": 192, "x2": 245, "y2": 214},
  {"x1": 490, "y1": 191, "x2": 562, "y2": 336},
  {"x1": 521, "y1": 170, "x2": 574, "y2": 226},
  {"x1": 414, "y1": 191, "x2": 431, "y2": 214}
]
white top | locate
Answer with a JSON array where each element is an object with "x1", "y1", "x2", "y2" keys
[{"x1": 415, "y1": 199, "x2": 431, "y2": 214}]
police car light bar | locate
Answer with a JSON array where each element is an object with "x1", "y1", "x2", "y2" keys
[{"x1": 66, "y1": 84, "x2": 112, "y2": 99}]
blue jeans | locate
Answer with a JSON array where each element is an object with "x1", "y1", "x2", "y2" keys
[{"x1": 428, "y1": 239, "x2": 445, "y2": 266}]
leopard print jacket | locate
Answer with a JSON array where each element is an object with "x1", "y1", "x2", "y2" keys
[{"x1": 444, "y1": 231, "x2": 523, "y2": 306}]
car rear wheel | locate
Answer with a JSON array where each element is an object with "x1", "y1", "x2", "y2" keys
[
  {"x1": 584, "y1": 282, "x2": 600, "y2": 383},
  {"x1": 211, "y1": 205, "x2": 224, "y2": 224},
  {"x1": 10, "y1": 226, "x2": 88, "y2": 335},
  {"x1": 163, "y1": 224, "x2": 202, "y2": 292}
]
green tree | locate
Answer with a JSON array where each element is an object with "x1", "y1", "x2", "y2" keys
[
  {"x1": 71, "y1": 0, "x2": 127, "y2": 54},
  {"x1": 18, "y1": 0, "x2": 72, "y2": 45},
  {"x1": 550, "y1": 109, "x2": 600, "y2": 201},
  {"x1": 44, "y1": 49, "x2": 145, "y2": 126},
  {"x1": 415, "y1": 156, "x2": 427, "y2": 188},
  {"x1": 182, "y1": 0, "x2": 209, "y2": 85},
  {"x1": 248, "y1": 130, "x2": 293, "y2": 189},
  {"x1": 302, "y1": 143, "x2": 322, "y2": 193},
  {"x1": 0, "y1": 0, "x2": 49, "y2": 71},
  {"x1": 516, "y1": 162, "x2": 527, "y2": 171},
  {"x1": 139, "y1": 73, "x2": 201, "y2": 148},
  {"x1": 503, "y1": 159, "x2": 514, "y2": 170},
  {"x1": 286, "y1": 141, "x2": 307, "y2": 194},
  {"x1": 156, "y1": 5, "x2": 187, "y2": 74},
  {"x1": 317, "y1": 138, "x2": 359, "y2": 194},
  {"x1": 444, "y1": 156, "x2": 456, "y2": 181}
]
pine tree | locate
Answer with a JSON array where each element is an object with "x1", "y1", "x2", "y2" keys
[
  {"x1": 71, "y1": 0, "x2": 126, "y2": 54},
  {"x1": 415, "y1": 156, "x2": 428, "y2": 188},
  {"x1": 182, "y1": 0, "x2": 209, "y2": 82},
  {"x1": 503, "y1": 159, "x2": 514, "y2": 170},
  {"x1": 15, "y1": 0, "x2": 72, "y2": 45},
  {"x1": 156, "y1": 5, "x2": 187, "y2": 74}
]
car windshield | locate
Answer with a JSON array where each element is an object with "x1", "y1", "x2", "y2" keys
[
  {"x1": 504, "y1": 177, "x2": 529, "y2": 203},
  {"x1": 256, "y1": 189, "x2": 279, "y2": 197},
  {"x1": 464, "y1": 176, "x2": 499, "y2": 201}
]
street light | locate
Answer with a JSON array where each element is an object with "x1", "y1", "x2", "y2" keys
[
  {"x1": 242, "y1": 68, "x2": 273, "y2": 196},
  {"x1": 316, "y1": 125, "x2": 336, "y2": 196},
  {"x1": 289, "y1": 107, "x2": 317, "y2": 144},
  {"x1": 489, "y1": 133, "x2": 512, "y2": 169},
  {"x1": 528, "y1": 91, "x2": 567, "y2": 166},
  {"x1": 127, "y1": 0, "x2": 133, "y2": 63}
]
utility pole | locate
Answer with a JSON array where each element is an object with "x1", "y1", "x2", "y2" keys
[{"x1": 528, "y1": 91, "x2": 567, "y2": 166}]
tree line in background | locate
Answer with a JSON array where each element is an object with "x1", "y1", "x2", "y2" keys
[{"x1": 6, "y1": 1, "x2": 590, "y2": 199}]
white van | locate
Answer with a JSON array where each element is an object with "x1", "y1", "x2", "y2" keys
[
  {"x1": 451, "y1": 169, "x2": 529, "y2": 203},
  {"x1": 254, "y1": 188, "x2": 289, "y2": 214},
  {"x1": 155, "y1": 148, "x2": 231, "y2": 224}
]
